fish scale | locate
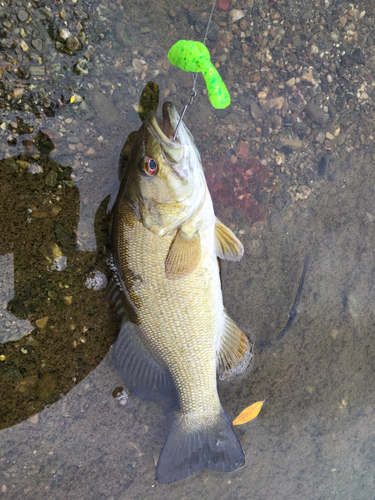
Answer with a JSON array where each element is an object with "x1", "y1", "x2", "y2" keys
[{"x1": 115, "y1": 197, "x2": 222, "y2": 419}]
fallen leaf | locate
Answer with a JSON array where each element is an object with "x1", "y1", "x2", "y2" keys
[{"x1": 232, "y1": 400, "x2": 264, "y2": 425}]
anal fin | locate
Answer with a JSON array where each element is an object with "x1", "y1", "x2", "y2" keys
[
  {"x1": 113, "y1": 321, "x2": 175, "y2": 401},
  {"x1": 215, "y1": 218, "x2": 244, "y2": 261},
  {"x1": 217, "y1": 312, "x2": 253, "y2": 380}
]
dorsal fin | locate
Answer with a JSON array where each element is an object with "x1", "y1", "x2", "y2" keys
[{"x1": 215, "y1": 218, "x2": 244, "y2": 261}]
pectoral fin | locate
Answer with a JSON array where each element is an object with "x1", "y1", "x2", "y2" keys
[
  {"x1": 215, "y1": 218, "x2": 244, "y2": 261},
  {"x1": 165, "y1": 229, "x2": 201, "y2": 280},
  {"x1": 217, "y1": 312, "x2": 253, "y2": 379}
]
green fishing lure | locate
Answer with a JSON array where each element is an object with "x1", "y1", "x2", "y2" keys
[{"x1": 168, "y1": 40, "x2": 231, "y2": 109}]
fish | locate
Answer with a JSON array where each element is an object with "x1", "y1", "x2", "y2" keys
[{"x1": 109, "y1": 101, "x2": 253, "y2": 484}]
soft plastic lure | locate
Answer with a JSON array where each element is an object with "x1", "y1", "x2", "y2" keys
[{"x1": 168, "y1": 40, "x2": 230, "y2": 109}]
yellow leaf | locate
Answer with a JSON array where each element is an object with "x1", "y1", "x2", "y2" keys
[
  {"x1": 70, "y1": 95, "x2": 76, "y2": 103},
  {"x1": 232, "y1": 400, "x2": 264, "y2": 425}
]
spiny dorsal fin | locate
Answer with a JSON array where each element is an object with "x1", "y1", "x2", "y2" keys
[
  {"x1": 165, "y1": 229, "x2": 201, "y2": 280},
  {"x1": 215, "y1": 218, "x2": 244, "y2": 261},
  {"x1": 217, "y1": 312, "x2": 253, "y2": 380}
]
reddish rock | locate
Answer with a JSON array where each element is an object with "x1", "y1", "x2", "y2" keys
[
  {"x1": 40, "y1": 128, "x2": 62, "y2": 143},
  {"x1": 217, "y1": 0, "x2": 230, "y2": 11},
  {"x1": 236, "y1": 140, "x2": 249, "y2": 159}
]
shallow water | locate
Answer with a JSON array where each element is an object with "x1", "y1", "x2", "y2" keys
[{"x1": 1, "y1": 0, "x2": 375, "y2": 498}]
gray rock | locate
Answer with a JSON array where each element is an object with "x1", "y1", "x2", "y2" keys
[
  {"x1": 31, "y1": 38, "x2": 43, "y2": 51},
  {"x1": 92, "y1": 91, "x2": 120, "y2": 125},
  {"x1": 17, "y1": 9, "x2": 29, "y2": 22},
  {"x1": 45, "y1": 170, "x2": 58, "y2": 187},
  {"x1": 304, "y1": 103, "x2": 329, "y2": 124},
  {"x1": 29, "y1": 66, "x2": 46, "y2": 76},
  {"x1": 66, "y1": 35, "x2": 82, "y2": 52},
  {"x1": 250, "y1": 100, "x2": 262, "y2": 119}
]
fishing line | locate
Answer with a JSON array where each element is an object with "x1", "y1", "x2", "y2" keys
[{"x1": 173, "y1": 0, "x2": 217, "y2": 141}]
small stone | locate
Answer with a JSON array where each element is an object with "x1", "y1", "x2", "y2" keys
[
  {"x1": 315, "y1": 131, "x2": 325, "y2": 144},
  {"x1": 41, "y1": 128, "x2": 62, "y2": 143},
  {"x1": 295, "y1": 185, "x2": 311, "y2": 200},
  {"x1": 318, "y1": 157, "x2": 328, "y2": 176},
  {"x1": 250, "y1": 100, "x2": 262, "y2": 119},
  {"x1": 20, "y1": 40, "x2": 29, "y2": 52},
  {"x1": 366, "y1": 213, "x2": 374, "y2": 222},
  {"x1": 301, "y1": 68, "x2": 316, "y2": 85},
  {"x1": 327, "y1": 74, "x2": 332, "y2": 83},
  {"x1": 228, "y1": 9, "x2": 245, "y2": 24},
  {"x1": 29, "y1": 66, "x2": 46, "y2": 76},
  {"x1": 64, "y1": 296, "x2": 73, "y2": 305},
  {"x1": 45, "y1": 170, "x2": 58, "y2": 186},
  {"x1": 326, "y1": 131, "x2": 335, "y2": 140},
  {"x1": 12, "y1": 88, "x2": 24, "y2": 99},
  {"x1": 17, "y1": 9, "x2": 29, "y2": 22},
  {"x1": 275, "y1": 153, "x2": 285, "y2": 165},
  {"x1": 66, "y1": 35, "x2": 82, "y2": 51},
  {"x1": 31, "y1": 38, "x2": 43, "y2": 51},
  {"x1": 132, "y1": 58, "x2": 144, "y2": 74},
  {"x1": 58, "y1": 27, "x2": 71, "y2": 42},
  {"x1": 35, "y1": 316, "x2": 49, "y2": 329},
  {"x1": 216, "y1": 0, "x2": 230, "y2": 11},
  {"x1": 29, "y1": 414, "x2": 39, "y2": 424},
  {"x1": 257, "y1": 91, "x2": 267, "y2": 100},
  {"x1": 28, "y1": 163, "x2": 43, "y2": 174},
  {"x1": 0, "y1": 39, "x2": 16, "y2": 49},
  {"x1": 304, "y1": 103, "x2": 328, "y2": 124},
  {"x1": 286, "y1": 77, "x2": 295, "y2": 87},
  {"x1": 85, "y1": 271, "x2": 108, "y2": 290},
  {"x1": 85, "y1": 147, "x2": 96, "y2": 156},
  {"x1": 310, "y1": 44, "x2": 319, "y2": 55},
  {"x1": 280, "y1": 137, "x2": 303, "y2": 150},
  {"x1": 236, "y1": 141, "x2": 249, "y2": 159}
]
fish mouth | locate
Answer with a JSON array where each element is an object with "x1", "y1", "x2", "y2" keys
[{"x1": 147, "y1": 102, "x2": 184, "y2": 163}]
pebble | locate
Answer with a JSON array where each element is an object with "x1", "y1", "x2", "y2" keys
[
  {"x1": 318, "y1": 157, "x2": 328, "y2": 176},
  {"x1": 19, "y1": 40, "x2": 29, "y2": 52},
  {"x1": 85, "y1": 271, "x2": 108, "y2": 290},
  {"x1": 217, "y1": 0, "x2": 230, "y2": 10},
  {"x1": 250, "y1": 100, "x2": 262, "y2": 119},
  {"x1": 304, "y1": 103, "x2": 329, "y2": 124},
  {"x1": 286, "y1": 77, "x2": 295, "y2": 87},
  {"x1": 228, "y1": 9, "x2": 245, "y2": 24},
  {"x1": 29, "y1": 66, "x2": 46, "y2": 76},
  {"x1": 280, "y1": 137, "x2": 303, "y2": 150},
  {"x1": 17, "y1": 9, "x2": 29, "y2": 22},
  {"x1": 301, "y1": 68, "x2": 316, "y2": 85},
  {"x1": 132, "y1": 58, "x2": 144, "y2": 74},
  {"x1": 66, "y1": 35, "x2": 82, "y2": 51},
  {"x1": 31, "y1": 38, "x2": 43, "y2": 51},
  {"x1": 236, "y1": 141, "x2": 249, "y2": 159},
  {"x1": 326, "y1": 131, "x2": 335, "y2": 140},
  {"x1": 28, "y1": 163, "x2": 43, "y2": 174}
]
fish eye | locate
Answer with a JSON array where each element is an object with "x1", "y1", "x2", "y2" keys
[{"x1": 139, "y1": 156, "x2": 158, "y2": 176}]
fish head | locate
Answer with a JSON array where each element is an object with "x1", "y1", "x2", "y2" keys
[{"x1": 125, "y1": 102, "x2": 206, "y2": 235}]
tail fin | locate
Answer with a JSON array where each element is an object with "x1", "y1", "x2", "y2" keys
[{"x1": 155, "y1": 407, "x2": 244, "y2": 484}]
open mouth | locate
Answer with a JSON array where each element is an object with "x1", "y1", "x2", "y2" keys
[
  {"x1": 147, "y1": 102, "x2": 184, "y2": 163},
  {"x1": 148, "y1": 102, "x2": 180, "y2": 144}
]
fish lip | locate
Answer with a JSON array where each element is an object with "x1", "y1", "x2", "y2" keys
[{"x1": 147, "y1": 102, "x2": 180, "y2": 147}]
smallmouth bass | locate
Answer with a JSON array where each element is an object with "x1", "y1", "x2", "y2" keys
[{"x1": 110, "y1": 101, "x2": 253, "y2": 483}]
